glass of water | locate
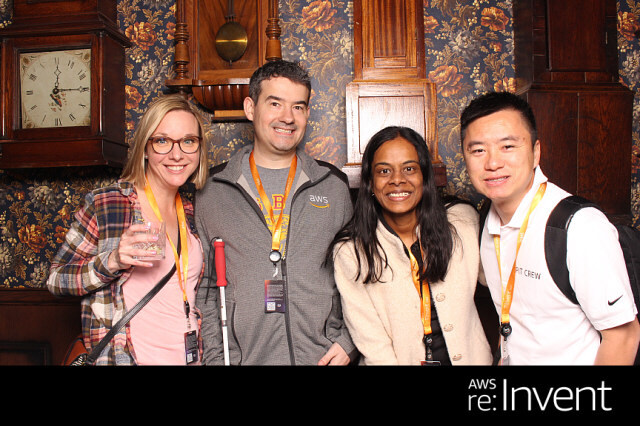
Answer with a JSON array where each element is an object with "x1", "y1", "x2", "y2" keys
[{"x1": 133, "y1": 219, "x2": 166, "y2": 260}]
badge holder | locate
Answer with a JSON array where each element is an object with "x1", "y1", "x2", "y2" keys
[
  {"x1": 265, "y1": 278, "x2": 286, "y2": 313},
  {"x1": 420, "y1": 334, "x2": 441, "y2": 366},
  {"x1": 184, "y1": 329, "x2": 199, "y2": 364},
  {"x1": 269, "y1": 250, "x2": 281, "y2": 263},
  {"x1": 270, "y1": 250, "x2": 280, "y2": 277},
  {"x1": 499, "y1": 322, "x2": 512, "y2": 365}
]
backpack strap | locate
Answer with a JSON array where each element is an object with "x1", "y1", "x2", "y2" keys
[
  {"x1": 544, "y1": 195, "x2": 601, "y2": 305},
  {"x1": 478, "y1": 198, "x2": 491, "y2": 244}
]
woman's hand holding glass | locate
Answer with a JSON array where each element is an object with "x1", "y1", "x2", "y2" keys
[{"x1": 108, "y1": 222, "x2": 166, "y2": 271}]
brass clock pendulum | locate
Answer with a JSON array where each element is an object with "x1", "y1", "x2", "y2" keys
[{"x1": 214, "y1": 0, "x2": 248, "y2": 65}]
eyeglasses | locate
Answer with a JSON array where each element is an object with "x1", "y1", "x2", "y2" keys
[{"x1": 148, "y1": 135, "x2": 201, "y2": 154}]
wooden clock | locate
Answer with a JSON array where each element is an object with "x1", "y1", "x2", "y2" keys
[
  {"x1": 0, "y1": 0, "x2": 130, "y2": 168},
  {"x1": 19, "y1": 47, "x2": 92, "y2": 129},
  {"x1": 166, "y1": 0, "x2": 281, "y2": 120},
  {"x1": 514, "y1": 0, "x2": 633, "y2": 221},
  {"x1": 344, "y1": 0, "x2": 444, "y2": 188}
]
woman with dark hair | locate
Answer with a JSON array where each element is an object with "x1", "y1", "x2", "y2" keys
[{"x1": 328, "y1": 126, "x2": 491, "y2": 365}]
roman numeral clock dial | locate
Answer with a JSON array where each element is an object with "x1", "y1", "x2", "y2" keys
[
  {"x1": 20, "y1": 49, "x2": 91, "y2": 129},
  {"x1": 0, "y1": 0, "x2": 130, "y2": 168}
]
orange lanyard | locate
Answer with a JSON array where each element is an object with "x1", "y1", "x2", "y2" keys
[
  {"x1": 144, "y1": 178, "x2": 190, "y2": 313},
  {"x1": 248, "y1": 151, "x2": 297, "y2": 260},
  {"x1": 493, "y1": 182, "x2": 546, "y2": 337},
  {"x1": 408, "y1": 247, "x2": 431, "y2": 336}
]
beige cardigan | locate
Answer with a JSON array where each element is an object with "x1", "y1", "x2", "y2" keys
[{"x1": 333, "y1": 203, "x2": 493, "y2": 365}]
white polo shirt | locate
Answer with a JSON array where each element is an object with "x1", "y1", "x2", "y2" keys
[{"x1": 480, "y1": 167, "x2": 637, "y2": 365}]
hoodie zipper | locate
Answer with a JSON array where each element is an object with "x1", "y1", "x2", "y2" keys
[
  {"x1": 281, "y1": 175, "x2": 328, "y2": 365},
  {"x1": 214, "y1": 163, "x2": 331, "y2": 365}
]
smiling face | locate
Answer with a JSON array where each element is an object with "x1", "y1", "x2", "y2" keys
[
  {"x1": 145, "y1": 109, "x2": 201, "y2": 193},
  {"x1": 462, "y1": 108, "x2": 540, "y2": 223},
  {"x1": 372, "y1": 136, "x2": 424, "y2": 229},
  {"x1": 243, "y1": 76, "x2": 310, "y2": 168}
]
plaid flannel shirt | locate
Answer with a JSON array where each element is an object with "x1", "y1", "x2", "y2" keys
[{"x1": 47, "y1": 180, "x2": 203, "y2": 365}]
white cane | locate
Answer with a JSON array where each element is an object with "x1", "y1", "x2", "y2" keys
[{"x1": 214, "y1": 238, "x2": 230, "y2": 365}]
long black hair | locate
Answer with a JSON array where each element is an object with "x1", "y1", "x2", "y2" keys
[{"x1": 327, "y1": 126, "x2": 455, "y2": 284}]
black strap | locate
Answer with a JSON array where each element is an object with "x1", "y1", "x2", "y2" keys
[
  {"x1": 478, "y1": 198, "x2": 491, "y2": 244},
  {"x1": 87, "y1": 231, "x2": 181, "y2": 364},
  {"x1": 544, "y1": 195, "x2": 600, "y2": 305}
]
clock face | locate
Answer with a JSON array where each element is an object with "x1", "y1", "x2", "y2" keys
[{"x1": 19, "y1": 49, "x2": 92, "y2": 129}]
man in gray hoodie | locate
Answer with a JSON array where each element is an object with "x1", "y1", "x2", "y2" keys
[{"x1": 195, "y1": 60, "x2": 356, "y2": 365}]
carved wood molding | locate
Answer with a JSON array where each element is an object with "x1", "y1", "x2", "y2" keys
[{"x1": 166, "y1": 0, "x2": 282, "y2": 120}]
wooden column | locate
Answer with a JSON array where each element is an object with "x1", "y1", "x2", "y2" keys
[{"x1": 344, "y1": 0, "x2": 444, "y2": 188}]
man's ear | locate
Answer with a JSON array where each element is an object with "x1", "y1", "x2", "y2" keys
[
  {"x1": 304, "y1": 98, "x2": 311, "y2": 119},
  {"x1": 533, "y1": 139, "x2": 541, "y2": 168},
  {"x1": 243, "y1": 96, "x2": 255, "y2": 122}
]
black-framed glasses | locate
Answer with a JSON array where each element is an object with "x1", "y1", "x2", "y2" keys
[{"x1": 148, "y1": 135, "x2": 201, "y2": 154}]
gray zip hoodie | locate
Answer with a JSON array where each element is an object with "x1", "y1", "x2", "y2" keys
[{"x1": 195, "y1": 144, "x2": 356, "y2": 365}]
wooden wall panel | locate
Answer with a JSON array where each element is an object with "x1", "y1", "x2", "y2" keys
[
  {"x1": 346, "y1": 0, "x2": 441, "y2": 187},
  {"x1": 354, "y1": 0, "x2": 424, "y2": 80},
  {"x1": 0, "y1": 289, "x2": 81, "y2": 365},
  {"x1": 344, "y1": 80, "x2": 442, "y2": 188},
  {"x1": 525, "y1": 88, "x2": 632, "y2": 219},
  {"x1": 515, "y1": 0, "x2": 632, "y2": 222}
]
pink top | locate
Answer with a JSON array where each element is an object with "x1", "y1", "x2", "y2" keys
[{"x1": 123, "y1": 225, "x2": 203, "y2": 365}]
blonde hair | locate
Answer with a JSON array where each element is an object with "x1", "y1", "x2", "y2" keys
[{"x1": 121, "y1": 94, "x2": 209, "y2": 189}]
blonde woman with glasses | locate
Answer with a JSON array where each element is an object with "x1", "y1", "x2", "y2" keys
[{"x1": 48, "y1": 94, "x2": 209, "y2": 365}]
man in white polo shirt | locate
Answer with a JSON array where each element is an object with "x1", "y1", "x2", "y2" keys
[{"x1": 461, "y1": 91, "x2": 639, "y2": 365}]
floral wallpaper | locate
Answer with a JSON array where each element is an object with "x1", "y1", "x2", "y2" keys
[
  {"x1": 425, "y1": 1, "x2": 517, "y2": 199},
  {"x1": 0, "y1": 0, "x2": 638, "y2": 288},
  {"x1": 619, "y1": 3, "x2": 640, "y2": 230}
]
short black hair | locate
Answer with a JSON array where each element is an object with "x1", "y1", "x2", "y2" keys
[
  {"x1": 249, "y1": 60, "x2": 311, "y2": 102},
  {"x1": 460, "y1": 91, "x2": 537, "y2": 144}
]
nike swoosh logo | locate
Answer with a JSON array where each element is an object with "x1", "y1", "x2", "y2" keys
[{"x1": 608, "y1": 296, "x2": 623, "y2": 306}]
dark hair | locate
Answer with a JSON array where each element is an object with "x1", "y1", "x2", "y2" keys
[
  {"x1": 327, "y1": 126, "x2": 455, "y2": 284},
  {"x1": 460, "y1": 91, "x2": 537, "y2": 144},
  {"x1": 249, "y1": 60, "x2": 312, "y2": 102}
]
